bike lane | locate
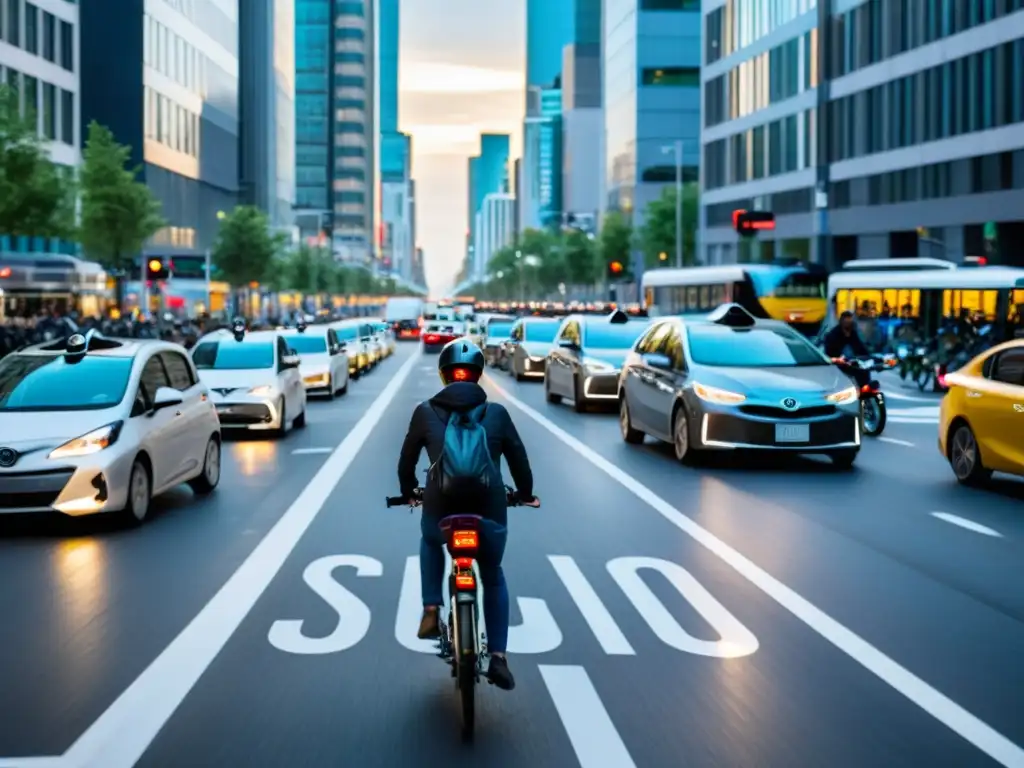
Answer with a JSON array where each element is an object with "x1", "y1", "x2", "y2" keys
[{"x1": 57, "y1": 357, "x2": 1022, "y2": 768}]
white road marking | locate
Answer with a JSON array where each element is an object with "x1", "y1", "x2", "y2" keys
[
  {"x1": 878, "y1": 437, "x2": 915, "y2": 446},
  {"x1": 883, "y1": 391, "x2": 941, "y2": 403},
  {"x1": 930, "y1": 512, "x2": 1003, "y2": 538},
  {"x1": 60, "y1": 350, "x2": 422, "y2": 768},
  {"x1": 888, "y1": 406, "x2": 940, "y2": 417},
  {"x1": 539, "y1": 665, "x2": 637, "y2": 767},
  {"x1": 0, "y1": 759, "x2": 65, "y2": 766},
  {"x1": 889, "y1": 417, "x2": 938, "y2": 424},
  {"x1": 486, "y1": 376, "x2": 1024, "y2": 767},
  {"x1": 549, "y1": 556, "x2": 635, "y2": 655},
  {"x1": 291, "y1": 447, "x2": 334, "y2": 454}
]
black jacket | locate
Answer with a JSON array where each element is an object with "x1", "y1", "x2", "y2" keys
[
  {"x1": 397, "y1": 382, "x2": 533, "y2": 524},
  {"x1": 823, "y1": 324, "x2": 869, "y2": 358}
]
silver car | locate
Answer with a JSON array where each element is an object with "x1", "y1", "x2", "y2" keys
[
  {"x1": 0, "y1": 332, "x2": 222, "y2": 523},
  {"x1": 618, "y1": 304, "x2": 862, "y2": 468},
  {"x1": 506, "y1": 317, "x2": 561, "y2": 381}
]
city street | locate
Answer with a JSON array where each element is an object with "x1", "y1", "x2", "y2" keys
[{"x1": 2, "y1": 344, "x2": 1023, "y2": 767}]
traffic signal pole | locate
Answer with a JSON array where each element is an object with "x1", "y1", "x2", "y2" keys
[{"x1": 139, "y1": 258, "x2": 148, "y2": 318}]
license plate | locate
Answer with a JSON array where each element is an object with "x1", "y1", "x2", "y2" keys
[
  {"x1": 217, "y1": 406, "x2": 233, "y2": 414},
  {"x1": 775, "y1": 423, "x2": 809, "y2": 443}
]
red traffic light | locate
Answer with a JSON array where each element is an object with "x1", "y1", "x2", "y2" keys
[
  {"x1": 733, "y1": 209, "x2": 775, "y2": 235},
  {"x1": 609, "y1": 261, "x2": 624, "y2": 274}
]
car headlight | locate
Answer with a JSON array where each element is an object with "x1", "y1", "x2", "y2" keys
[
  {"x1": 826, "y1": 386, "x2": 858, "y2": 405},
  {"x1": 49, "y1": 421, "x2": 123, "y2": 459},
  {"x1": 249, "y1": 385, "x2": 274, "y2": 396},
  {"x1": 692, "y1": 382, "x2": 746, "y2": 404},
  {"x1": 582, "y1": 357, "x2": 614, "y2": 372}
]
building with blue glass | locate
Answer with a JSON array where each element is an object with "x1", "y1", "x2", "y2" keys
[
  {"x1": 526, "y1": 0, "x2": 574, "y2": 91},
  {"x1": 467, "y1": 133, "x2": 510, "y2": 278},
  {"x1": 378, "y1": 0, "x2": 403, "y2": 180},
  {"x1": 80, "y1": 0, "x2": 240, "y2": 256},
  {"x1": 699, "y1": 0, "x2": 1024, "y2": 267},
  {"x1": 294, "y1": 0, "x2": 330, "y2": 220},
  {"x1": 537, "y1": 85, "x2": 563, "y2": 229},
  {"x1": 603, "y1": 0, "x2": 701, "y2": 229}
]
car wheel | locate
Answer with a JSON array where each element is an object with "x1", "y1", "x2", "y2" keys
[
  {"x1": 119, "y1": 458, "x2": 152, "y2": 525},
  {"x1": 829, "y1": 449, "x2": 858, "y2": 470},
  {"x1": 188, "y1": 436, "x2": 221, "y2": 496},
  {"x1": 573, "y1": 375, "x2": 588, "y2": 413},
  {"x1": 619, "y1": 395, "x2": 644, "y2": 444},
  {"x1": 294, "y1": 404, "x2": 307, "y2": 428},
  {"x1": 672, "y1": 406, "x2": 693, "y2": 463},
  {"x1": 949, "y1": 422, "x2": 992, "y2": 485},
  {"x1": 545, "y1": 375, "x2": 562, "y2": 404}
]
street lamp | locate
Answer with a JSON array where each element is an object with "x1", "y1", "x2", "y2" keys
[
  {"x1": 515, "y1": 249, "x2": 523, "y2": 301},
  {"x1": 661, "y1": 140, "x2": 684, "y2": 268}
]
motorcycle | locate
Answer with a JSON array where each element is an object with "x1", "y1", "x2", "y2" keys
[
  {"x1": 832, "y1": 355, "x2": 896, "y2": 437},
  {"x1": 385, "y1": 486, "x2": 527, "y2": 741}
]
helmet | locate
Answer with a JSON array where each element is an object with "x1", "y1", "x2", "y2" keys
[{"x1": 438, "y1": 338, "x2": 484, "y2": 384}]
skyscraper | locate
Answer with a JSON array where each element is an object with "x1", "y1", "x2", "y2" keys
[
  {"x1": 294, "y1": 0, "x2": 331, "y2": 227},
  {"x1": 525, "y1": 0, "x2": 574, "y2": 92},
  {"x1": 466, "y1": 133, "x2": 510, "y2": 279}
]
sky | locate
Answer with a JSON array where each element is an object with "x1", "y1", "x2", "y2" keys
[{"x1": 398, "y1": 0, "x2": 525, "y2": 295}]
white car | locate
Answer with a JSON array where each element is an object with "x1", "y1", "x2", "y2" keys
[
  {"x1": 331, "y1": 320, "x2": 374, "y2": 377},
  {"x1": 277, "y1": 325, "x2": 350, "y2": 398},
  {"x1": 368, "y1": 320, "x2": 396, "y2": 357},
  {"x1": 0, "y1": 331, "x2": 221, "y2": 524},
  {"x1": 191, "y1": 328, "x2": 307, "y2": 435}
]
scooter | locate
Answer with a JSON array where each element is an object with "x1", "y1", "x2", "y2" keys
[{"x1": 833, "y1": 354, "x2": 896, "y2": 437}]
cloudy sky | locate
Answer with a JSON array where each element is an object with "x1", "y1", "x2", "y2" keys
[{"x1": 398, "y1": 0, "x2": 525, "y2": 294}]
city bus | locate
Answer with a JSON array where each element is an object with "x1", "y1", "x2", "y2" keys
[{"x1": 642, "y1": 262, "x2": 828, "y2": 335}]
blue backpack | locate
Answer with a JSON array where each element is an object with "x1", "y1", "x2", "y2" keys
[{"x1": 428, "y1": 404, "x2": 496, "y2": 499}]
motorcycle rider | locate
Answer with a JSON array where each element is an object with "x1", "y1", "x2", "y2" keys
[
  {"x1": 824, "y1": 311, "x2": 871, "y2": 388},
  {"x1": 396, "y1": 338, "x2": 539, "y2": 691}
]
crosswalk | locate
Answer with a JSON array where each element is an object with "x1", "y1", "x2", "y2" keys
[{"x1": 888, "y1": 405, "x2": 939, "y2": 424}]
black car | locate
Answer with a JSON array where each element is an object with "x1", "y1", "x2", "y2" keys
[
  {"x1": 618, "y1": 304, "x2": 862, "y2": 468},
  {"x1": 545, "y1": 310, "x2": 652, "y2": 412}
]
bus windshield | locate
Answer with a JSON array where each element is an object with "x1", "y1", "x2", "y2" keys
[{"x1": 748, "y1": 269, "x2": 826, "y2": 298}]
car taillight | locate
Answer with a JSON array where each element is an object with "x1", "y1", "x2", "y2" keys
[{"x1": 424, "y1": 333, "x2": 439, "y2": 344}]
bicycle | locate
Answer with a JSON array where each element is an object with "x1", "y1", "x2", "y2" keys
[{"x1": 385, "y1": 485, "x2": 530, "y2": 741}]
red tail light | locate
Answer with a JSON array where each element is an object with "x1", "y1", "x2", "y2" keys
[
  {"x1": 453, "y1": 557, "x2": 476, "y2": 590},
  {"x1": 423, "y1": 333, "x2": 439, "y2": 344}
]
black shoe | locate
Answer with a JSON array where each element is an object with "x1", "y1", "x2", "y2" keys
[
  {"x1": 417, "y1": 609, "x2": 441, "y2": 640},
  {"x1": 487, "y1": 656, "x2": 515, "y2": 690}
]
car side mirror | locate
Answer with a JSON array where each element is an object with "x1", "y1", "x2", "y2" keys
[
  {"x1": 642, "y1": 352, "x2": 673, "y2": 370},
  {"x1": 151, "y1": 386, "x2": 183, "y2": 413},
  {"x1": 282, "y1": 354, "x2": 300, "y2": 369}
]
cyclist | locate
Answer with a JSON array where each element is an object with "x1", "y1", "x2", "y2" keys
[
  {"x1": 396, "y1": 338, "x2": 539, "y2": 691},
  {"x1": 824, "y1": 310, "x2": 871, "y2": 389}
]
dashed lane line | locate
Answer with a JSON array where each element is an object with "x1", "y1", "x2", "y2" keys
[
  {"x1": 877, "y1": 437, "x2": 915, "y2": 447},
  {"x1": 291, "y1": 447, "x2": 334, "y2": 455},
  {"x1": 930, "y1": 512, "x2": 1003, "y2": 538}
]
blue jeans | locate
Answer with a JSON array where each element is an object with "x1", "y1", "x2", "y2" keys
[{"x1": 420, "y1": 515, "x2": 510, "y2": 654}]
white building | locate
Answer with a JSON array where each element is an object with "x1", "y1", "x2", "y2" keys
[
  {"x1": 474, "y1": 192, "x2": 515, "y2": 280},
  {"x1": 381, "y1": 179, "x2": 413, "y2": 278},
  {"x1": 0, "y1": 0, "x2": 80, "y2": 169}
]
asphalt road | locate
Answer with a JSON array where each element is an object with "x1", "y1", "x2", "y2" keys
[{"x1": 2, "y1": 344, "x2": 1023, "y2": 768}]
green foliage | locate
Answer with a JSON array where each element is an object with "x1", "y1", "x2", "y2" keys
[
  {"x1": 637, "y1": 183, "x2": 699, "y2": 268},
  {"x1": 598, "y1": 211, "x2": 634, "y2": 281},
  {"x1": 272, "y1": 245, "x2": 400, "y2": 298},
  {"x1": 210, "y1": 205, "x2": 281, "y2": 287},
  {"x1": 0, "y1": 84, "x2": 76, "y2": 239},
  {"x1": 562, "y1": 228, "x2": 601, "y2": 285},
  {"x1": 79, "y1": 121, "x2": 165, "y2": 272}
]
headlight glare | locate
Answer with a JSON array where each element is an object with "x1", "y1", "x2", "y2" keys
[
  {"x1": 692, "y1": 382, "x2": 746, "y2": 404},
  {"x1": 249, "y1": 385, "x2": 274, "y2": 395},
  {"x1": 826, "y1": 386, "x2": 858, "y2": 405},
  {"x1": 49, "y1": 421, "x2": 123, "y2": 459}
]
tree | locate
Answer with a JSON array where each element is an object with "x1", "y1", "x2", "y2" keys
[
  {"x1": 0, "y1": 84, "x2": 76, "y2": 240},
  {"x1": 210, "y1": 205, "x2": 279, "y2": 314},
  {"x1": 598, "y1": 211, "x2": 633, "y2": 281},
  {"x1": 562, "y1": 228, "x2": 600, "y2": 286},
  {"x1": 638, "y1": 183, "x2": 699, "y2": 268},
  {"x1": 284, "y1": 243, "x2": 318, "y2": 293},
  {"x1": 78, "y1": 121, "x2": 165, "y2": 308}
]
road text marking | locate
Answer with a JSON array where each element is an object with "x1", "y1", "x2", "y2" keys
[
  {"x1": 930, "y1": 512, "x2": 1003, "y2": 538},
  {"x1": 486, "y1": 375, "x2": 1024, "y2": 767},
  {"x1": 549, "y1": 556, "x2": 635, "y2": 655},
  {"x1": 291, "y1": 447, "x2": 334, "y2": 454},
  {"x1": 60, "y1": 350, "x2": 423, "y2": 768},
  {"x1": 539, "y1": 665, "x2": 636, "y2": 767}
]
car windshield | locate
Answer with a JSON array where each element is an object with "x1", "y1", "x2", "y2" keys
[
  {"x1": 487, "y1": 322, "x2": 512, "y2": 338},
  {"x1": 524, "y1": 322, "x2": 559, "y2": 343},
  {"x1": 282, "y1": 335, "x2": 327, "y2": 354},
  {"x1": 335, "y1": 326, "x2": 359, "y2": 340},
  {"x1": 584, "y1": 323, "x2": 648, "y2": 348},
  {"x1": 193, "y1": 342, "x2": 275, "y2": 369},
  {"x1": 686, "y1": 325, "x2": 830, "y2": 367},
  {"x1": 0, "y1": 354, "x2": 133, "y2": 411}
]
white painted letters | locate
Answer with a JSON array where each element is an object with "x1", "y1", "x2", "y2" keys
[
  {"x1": 607, "y1": 556, "x2": 758, "y2": 658},
  {"x1": 267, "y1": 555, "x2": 381, "y2": 654}
]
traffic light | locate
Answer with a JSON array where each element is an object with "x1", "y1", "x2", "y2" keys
[
  {"x1": 146, "y1": 258, "x2": 169, "y2": 280},
  {"x1": 733, "y1": 209, "x2": 775, "y2": 236},
  {"x1": 607, "y1": 260, "x2": 625, "y2": 279}
]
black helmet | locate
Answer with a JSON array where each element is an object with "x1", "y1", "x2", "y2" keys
[{"x1": 438, "y1": 338, "x2": 484, "y2": 384}]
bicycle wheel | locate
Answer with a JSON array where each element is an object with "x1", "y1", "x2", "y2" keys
[{"x1": 455, "y1": 601, "x2": 477, "y2": 741}]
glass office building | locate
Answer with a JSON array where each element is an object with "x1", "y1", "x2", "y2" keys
[
  {"x1": 295, "y1": 0, "x2": 330, "y2": 212},
  {"x1": 378, "y1": 0, "x2": 404, "y2": 180},
  {"x1": 699, "y1": 0, "x2": 1024, "y2": 266},
  {"x1": 603, "y1": 0, "x2": 701, "y2": 227},
  {"x1": 81, "y1": 0, "x2": 239, "y2": 255},
  {"x1": 526, "y1": 0, "x2": 574, "y2": 89},
  {"x1": 467, "y1": 133, "x2": 510, "y2": 278},
  {"x1": 537, "y1": 85, "x2": 563, "y2": 228}
]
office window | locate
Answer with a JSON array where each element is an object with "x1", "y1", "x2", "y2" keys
[
  {"x1": 642, "y1": 67, "x2": 699, "y2": 86},
  {"x1": 42, "y1": 11, "x2": 55, "y2": 62},
  {"x1": 7, "y1": 0, "x2": 20, "y2": 46},
  {"x1": 5, "y1": 67, "x2": 18, "y2": 92},
  {"x1": 23, "y1": 76, "x2": 38, "y2": 123},
  {"x1": 25, "y1": 3, "x2": 38, "y2": 54},
  {"x1": 42, "y1": 83, "x2": 55, "y2": 139}
]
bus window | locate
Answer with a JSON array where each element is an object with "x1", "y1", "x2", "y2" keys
[
  {"x1": 699, "y1": 286, "x2": 709, "y2": 308},
  {"x1": 686, "y1": 286, "x2": 698, "y2": 309}
]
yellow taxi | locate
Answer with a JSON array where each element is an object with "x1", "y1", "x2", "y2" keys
[{"x1": 939, "y1": 339, "x2": 1024, "y2": 484}]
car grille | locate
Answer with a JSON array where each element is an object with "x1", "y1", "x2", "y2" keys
[
  {"x1": 705, "y1": 412, "x2": 855, "y2": 446},
  {"x1": 585, "y1": 375, "x2": 618, "y2": 397},
  {"x1": 0, "y1": 468, "x2": 75, "y2": 509},
  {"x1": 216, "y1": 403, "x2": 273, "y2": 425},
  {"x1": 739, "y1": 404, "x2": 837, "y2": 419}
]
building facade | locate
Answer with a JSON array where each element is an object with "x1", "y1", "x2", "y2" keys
[
  {"x1": 81, "y1": 0, "x2": 239, "y2": 255},
  {"x1": 0, "y1": 0, "x2": 80, "y2": 253},
  {"x1": 239, "y1": 0, "x2": 295, "y2": 229},
  {"x1": 537, "y1": 84, "x2": 563, "y2": 229},
  {"x1": 332, "y1": 0, "x2": 377, "y2": 263},
  {"x1": 467, "y1": 133, "x2": 510, "y2": 278},
  {"x1": 474, "y1": 193, "x2": 515, "y2": 279},
  {"x1": 603, "y1": 0, "x2": 701, "y2": 228},
  {"x1": 294, "y1": 0, "x2": 330, "y2": 234},
  {"x1": 700, "y1": 0, "x2": 1024, "y2": 267},
  {"x1": 526, "y1": 0, "x2": 574, "y2": 90},
  {"x1": 561, "y1": 41, "x2": 602, "y2": 224}
]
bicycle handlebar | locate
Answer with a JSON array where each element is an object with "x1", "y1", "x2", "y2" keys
[{"x1": 385, "y1": 485, "x2": 533, "y2": 508}]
